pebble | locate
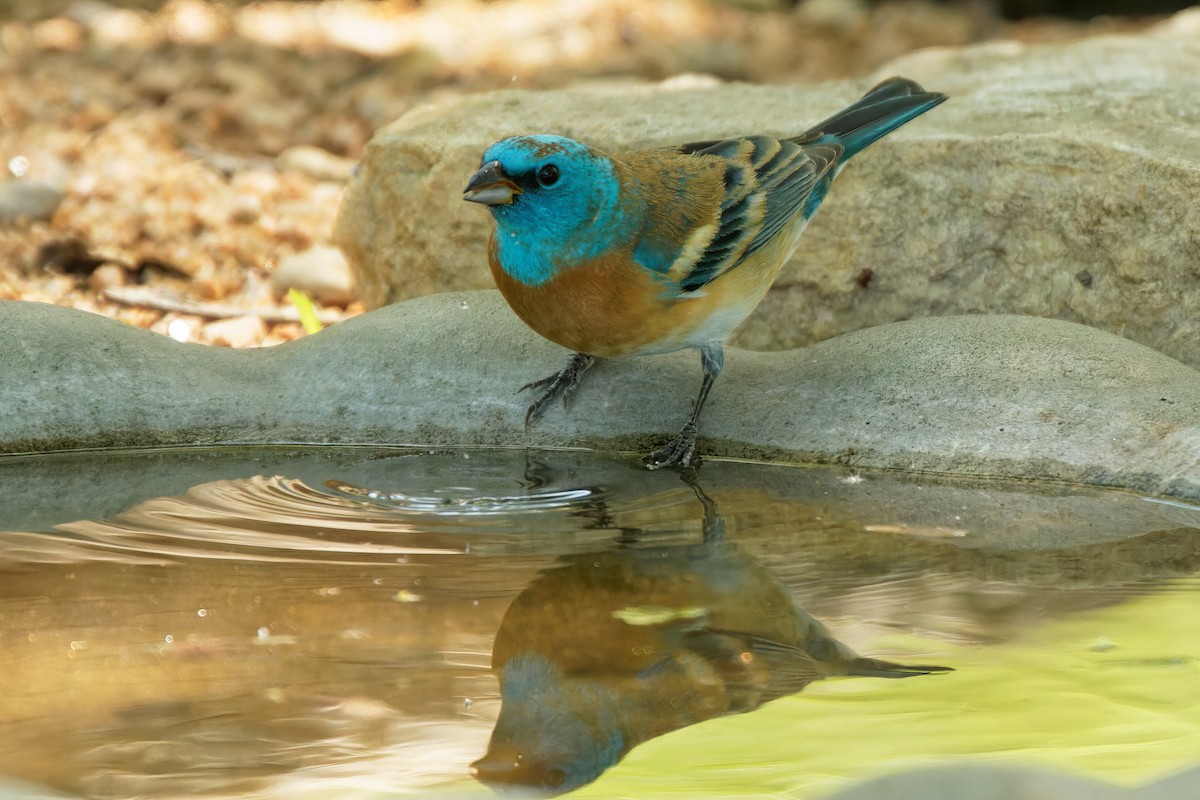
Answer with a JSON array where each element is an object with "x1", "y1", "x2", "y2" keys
[
  {"x1": 0, "y1": 180, "x2": 64, "y2": 223},
  {"x1": 270, "y1": 245, "x2": 355, "y2": 306},
  {"x1": 276, "y1": 145, "x2": 357, "y2": 183},
  {"x1": 228, "y1": 193, "x2": 262, "y2": 224},
  {"x1": 87, "y1": 263, "x2": 127, "y2": 292},
  {"x1": 201, "y1": 315, "x2": 268, "y2": 348}
]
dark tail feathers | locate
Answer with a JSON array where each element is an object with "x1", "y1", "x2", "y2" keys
[
  {"x1": 801, "y1": 77, "x2": 946, "y2": 161},
  {"x1": 847, "y1": 656, "x2": 954, "y2": 679}
]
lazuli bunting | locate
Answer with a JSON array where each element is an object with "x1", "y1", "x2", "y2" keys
[
  {"x1": 470, "y1": 476, "x2": 950, "y2": 795},
  {"x1": 464, "y1": 77, "x2": 946, "y2": 468}
]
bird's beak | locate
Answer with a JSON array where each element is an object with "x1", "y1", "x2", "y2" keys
[
  {"x1": 463, "y1": 160, "x2": 522, "y2": 205},
  {"x1": 470, "y1": 746, "x2": 528, "y2": 786}
]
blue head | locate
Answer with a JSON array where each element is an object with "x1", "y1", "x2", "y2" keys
[
  {"x1": 463, "y1": 135, "x2": 625, "y2": 286},
  {"x1": 470, "y1": 654, "x2": 626, "y2": 796}
]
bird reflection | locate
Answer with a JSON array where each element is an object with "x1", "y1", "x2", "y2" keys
[{"x1": 472, "y1": 470, "x2": 951, "y2": 795}]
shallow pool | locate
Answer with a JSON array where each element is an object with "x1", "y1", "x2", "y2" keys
[{"x1": 1, "y1": 447, "x2": 1198, "y2": 799}]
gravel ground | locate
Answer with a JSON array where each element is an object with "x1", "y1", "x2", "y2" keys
[{"x1": 0, "y1": 0, "x2": 1150, "y2": 347}]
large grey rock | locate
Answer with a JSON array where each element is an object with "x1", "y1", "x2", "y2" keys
[
  {"x1": 820, "y1": 763, "x2": 1200, "y2": 800},
  {"x1": 1, "y1": 291, "x2": 1198, "y2": 503},
  {"x1": 334, "y1": 10, "x2": 1200, "y2": 368}
]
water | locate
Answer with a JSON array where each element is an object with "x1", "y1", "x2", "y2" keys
[{"x1": 1, "y1": 446, "x2": 1198, "y2": 799}]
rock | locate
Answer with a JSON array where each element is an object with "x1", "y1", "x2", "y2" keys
[
  {"x1": 276, "y1": 145, "x2": 357, "y2": 183},
  {"x1": 199, "y1": 315, "x2": 267, "y2": 348},
  {"x1": 227, "y1": 192, "x2": 262, "y2": 224},
  {"x1": 820, "y1": 763, "x2": 1200, "y2": 800},
  {"x1": 0, "y1": 777, "x2": 79, "y2": 799},
  {"x1": 334, "y1": 12, "x2": 1200, "y2": 369},
  {"x1": 1, "y1": 290, "x2": 1198, "y2": 504},
  {"x1": 1144, "y1": 766, "x2": 1200, "y2": 800},
  {"x1": 0, "y1": 180, "x2": 64, "y2": 223},
  {"x1": 86, "y1": 263, "x2": 127, "y2": 292},
  {"x1": 269, "y1": 245, "x2": 355, "y2": 305}
]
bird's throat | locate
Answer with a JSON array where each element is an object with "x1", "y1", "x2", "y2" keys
[{"x1": 492, "y1": 229, "x2": 560, "y2": 287}]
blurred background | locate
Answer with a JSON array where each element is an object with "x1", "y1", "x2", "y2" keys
[{"x1": 0, "y1": 0, "x2": 1189, "y2": 347}]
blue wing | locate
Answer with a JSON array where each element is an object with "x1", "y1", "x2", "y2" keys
[
  {"x1": 672, "y1": 135, "x2": 840, "y2": 292},
  {"x1": 670, "y1": 77, "x2": 946, "y2": 293}
]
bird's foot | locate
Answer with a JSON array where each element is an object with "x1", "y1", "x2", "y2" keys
[
  {"x1": 642, "y1": 422, "x2": 698, "y2": 470},
  {"x1": 519, "y1": 352, "x2": 596, "y2": 428}
]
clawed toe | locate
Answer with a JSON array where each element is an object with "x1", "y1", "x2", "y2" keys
[
  {"x1": 642, "y1": 423, "x2": 698, "y2": 470},
  {"x1": 517, "y1": 373, "x2": 558, "y2": 395},
  {"x1": 524, "y1": 378, "x2": 570, "y2": 427},
  {"x1": 520, "y1": 352, "x2": 596, "y2": 428}
]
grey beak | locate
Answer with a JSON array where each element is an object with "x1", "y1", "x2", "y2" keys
[{"x1": 463, "y1": 160, "x2": 522, "y2": 205}]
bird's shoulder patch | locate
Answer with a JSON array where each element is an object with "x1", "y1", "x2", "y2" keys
[{"x1": 618, "y1": 151, "x2": 724, "y2": 282}]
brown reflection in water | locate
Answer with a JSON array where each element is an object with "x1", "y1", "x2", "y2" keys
[
  {"x1": 471, "y1": 478, "x2": 950, "y2": 796},
  {"x1": 0, "y1": 474, "x2": 518, "y2": 798},
  {"x1": 0, "y1": 451, "x2": 1196, "y2": 798},
  {"x1": 0, "y1": 547, "x2": 503, "y2": 797}
]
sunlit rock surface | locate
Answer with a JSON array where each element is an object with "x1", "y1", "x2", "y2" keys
[
  {"x1": 2, "y1": 291, "x2": 1197, "y2": 502},
  {"x1": 336, "y1": 9, "x2": 1200, "y2": 369}
]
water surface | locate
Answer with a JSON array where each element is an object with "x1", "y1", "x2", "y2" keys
[{"x1": 1, "y1": 447, "x2": 1197, "y2": 799}]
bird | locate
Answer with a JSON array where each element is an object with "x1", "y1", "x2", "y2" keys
[
  {"x1": 472, "y1": 546, "x2": 952, "y2": 795},
  {"x1": 470, "y1": 475, "x2": 951, "y2": 795},
  {"x1": 463, "y1": 77, "x2": 946, "y2": 469}
]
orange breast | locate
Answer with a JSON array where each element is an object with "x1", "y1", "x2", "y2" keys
[{"x1": 489, "y1": 236, "x2": 785, "y2": 358}]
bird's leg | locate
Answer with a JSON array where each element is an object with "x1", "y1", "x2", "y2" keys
[
  {"x1": 519, "y1": 352, "x2": 597, "y2": 428},
  {"x1": 643, "y1": 342, "x2": 724, "y2": 470},
  {"x1": 680, "y1": 466, "x2": 726, "y2": 544}
]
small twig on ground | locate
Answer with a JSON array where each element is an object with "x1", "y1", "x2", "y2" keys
[{"x1": 103, "y1": 286, "x2": 352, "y2": 325}]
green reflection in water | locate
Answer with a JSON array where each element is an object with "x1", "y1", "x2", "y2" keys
[{"x1": 589, "y1": 575, "x2": 1200, "y2": 799}]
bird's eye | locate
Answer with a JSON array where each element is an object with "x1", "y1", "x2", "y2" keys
[
  {"x1": 537, "y1": 164, "x2": 560, "y2": 187},
  {"x1": 543, "y1": 768, "x2": 566, "y2": 788}
]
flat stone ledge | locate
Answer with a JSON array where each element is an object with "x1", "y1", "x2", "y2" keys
[{"x1": 1, "y1": 292, "x2": 1197, "y2": 502}]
